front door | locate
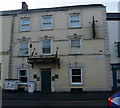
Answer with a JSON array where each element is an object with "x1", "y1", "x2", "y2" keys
[
  {"x1": 41, "y1": 69, "x2": 51, "y2": 92},
  {"x1": 117, "y1": 70, "x2": 120, "y2": 87}
]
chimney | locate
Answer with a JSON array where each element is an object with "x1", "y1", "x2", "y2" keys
[{"x1": 22, "y1": 2, "x2": 28, "y2": 11}]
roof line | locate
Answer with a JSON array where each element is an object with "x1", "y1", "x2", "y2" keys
[{"x1": 0, "y1": 4, "x2": 104, "y2": 16}]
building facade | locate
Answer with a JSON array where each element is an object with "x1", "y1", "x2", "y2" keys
[
  {"x1": 107, "y1": 13, "x2": 120, "y2": 91},
  {"x1": 2, "y1": 3, "x2": 112, "y2": 92}
]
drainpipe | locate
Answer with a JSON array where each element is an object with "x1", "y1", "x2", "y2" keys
[{"x1": 8, "y1": 15, "x2": 15, "y2": 79}]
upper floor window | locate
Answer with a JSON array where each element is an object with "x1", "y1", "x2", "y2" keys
[
  {"x1": 42, "y1": 16, "x2": 52, "y2": 29},
  {"x1": 70, "y1": 39, "x2": 81, "y2": 54},
  {"x1": 70, "y1": 68, "x2": 82, "y2": 85},
  {"x1": 69, "y1": 14, "x2": 81, "y2": 28},
  {"x1": 20, "y1": 18, "x2": 30, "y2": 31},
  {"x1": 41, "y1": 40, "x2": 52, "y2": 55},
  {"x1": 19, "y1": 69, "x2": 28, "y2": 83},
  {"x1": 19, "y1": 41, "x2": 29, "y2": 56}
]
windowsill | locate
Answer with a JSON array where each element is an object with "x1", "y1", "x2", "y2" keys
[
  {"x1": 68, "y1": 27, "x2": 82, "y2": 29},
  {"x1": 71, "y1": 83, "x2": 83, "y2": 85},
  {"x1": 40, "y1": 54, "x2": 52, "y2": 56},
  {"x1": 19, "y1": 30, "x2": 31, "y2": 32},
  {"x1": 40, "y1": 28, "x2": 53, "y2": 31},
  {"x1": 69, "y1": 53, "x2": 83, "y2": 56}
]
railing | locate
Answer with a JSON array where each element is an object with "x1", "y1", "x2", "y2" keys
[{"x1": 27, "y1": 55, "x2": 60, "y2": 68}]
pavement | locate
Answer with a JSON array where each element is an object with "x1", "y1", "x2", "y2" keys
[
  {"x1": 2, "y1": 91, "x2": 115, "y2": 108},
  {"x1": 2, "y1": 90, "x2": 114, "y2": 101}
]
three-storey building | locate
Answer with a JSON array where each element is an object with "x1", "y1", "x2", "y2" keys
[{"x1": 2, "y1": 2, "x2": 112, "y2": 92}]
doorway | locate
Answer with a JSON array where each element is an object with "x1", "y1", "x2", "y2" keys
[{"x1": 41, "y1": 69, "x2": 51, "y2": 92}]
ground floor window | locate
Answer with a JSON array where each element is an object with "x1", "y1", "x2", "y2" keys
[
  {"x1": 70, "y1": 68, "x2": 82, "y2": 85},
  {"x1": 19, "y1": 69, "x2": 28, "y2": 83}
]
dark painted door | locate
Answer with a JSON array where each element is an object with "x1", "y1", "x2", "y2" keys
[{"x1": 41, "y1": 69, "x2": 51, "y2": 92}]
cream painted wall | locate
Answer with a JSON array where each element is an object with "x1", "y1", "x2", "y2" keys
[
  {"x1": 82, "y1": 10, "x2": 104, "y2": 39},
  {"x1": 13, "y1": 39, "x2": 108, "y2": 91},
  {"x1": 14, "y1": 8, "x2": 105, "y2": 40},
  {"x1": 11, "y1": 6, "x2": 111, "y2": 91}
]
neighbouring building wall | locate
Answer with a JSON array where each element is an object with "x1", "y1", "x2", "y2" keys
[
  {"x1": 0, "y1": 16, "x2": 12, "y2": 88},
  {"x1": 107, "y1": 13, "x2": 120, "y2": 91},
  {"x1": 108, "y1": 21, "x2": 119, "y2": 63},
  {"x1": 0, "y1": 17, "x2": 2, "y2": 87}
]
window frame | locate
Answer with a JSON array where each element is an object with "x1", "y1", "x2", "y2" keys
[
  {"x1": 19, "y1": 41, "x2": 29, "y2": 57},
  {"x1": 18, "y1": 69, "x2": 28, "y2": 84},
  {"x1": 70, "y1": 68, "x2": 83, "y2": 85},
  {"x1": 20, "y1": 18, "x2": 30, "y2": 31},
  {"x1": 69, "y1": 14, "x2": 81, "y2": 28},
  {"x1": 70, "y1": 39, "x2": 81, "y2": 54},
  {"x1": 42, "y1": 16, "x2": 53, "y2": 30},
  {"x1": 41, "y1": 40, "x2": 52, "y2": 55}
]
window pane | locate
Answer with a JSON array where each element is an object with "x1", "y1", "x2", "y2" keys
[
  {"x1": 42, "y1": 48, "x2": 51, "y2": 54},
  {"x1": 43, "y1": 17, "x2": 51, "y2": 23},
  {"x1": 20, "y1": 49, "x2": 28, "y2": 56},
  {"x1": 19, "y1": 70, "x2": 27, "y2": 76},
  {"x1": 71, "y1": 15, "x2": 79, "y2": 21},
  {"x1": 71, "y1": 40, "x2": 80, "y2": 47},
  {"x1": 42, "y1": 40, "x2": 51, "y2": 48},
  {"x1": 19, "y1": 77, "x2": 27, "y2": 82},
  {"x1": 70, "y1": 22, "x2": 80, "y2": 27},
  {"x1": 72, "y1": 69, "x2": 81, "y2": 75},
  {"x1": 20, "y1": 41, "x2": 28, "y2": 48},
  {"x1": 72, "y1": 76, "x2": 81, "y2": 82},
  {"x1": 21, "y1": 25, "x2": 30, "y2": 31},
  {"x1": 22, "y1": 19, "x2": 30, "y2": 25},
  {"x1": 43, "y1": 24, "x2": 52, "y2": 29}
]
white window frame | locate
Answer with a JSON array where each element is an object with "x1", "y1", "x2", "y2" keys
[
  {"x1": 19, "y1": 41, "x2": 29, "y2": 56},
  {"x1": 70, "y1": 39, "x2": 81, "y2": 54},
  {"x1": 42, "y1": 16, "x2": 53, "y2": 30},
  {"x1": 41, "y1": 40, "x2": 52, "y2": 55},
  {"x1": 20, "y1": 18, "x2": 30, "y2": 31},
  {"x1": 18, "y1": 69, "x2": 28, "y2": 84},
  {"x1": 69, "y1": 14, "x2": 81, "y2": 28},
  {"x1": 70, "y1": 68, "x2": 83, "y2": 85}
]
